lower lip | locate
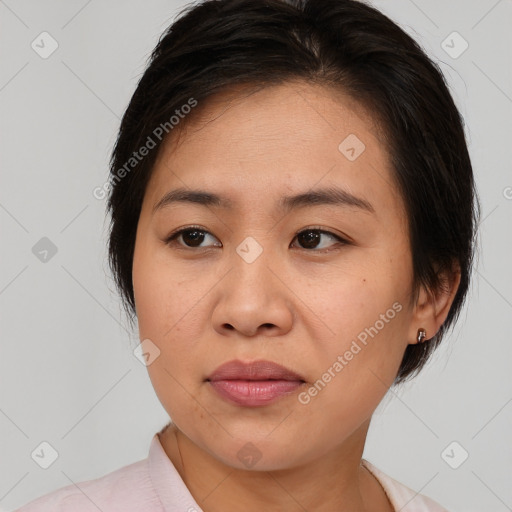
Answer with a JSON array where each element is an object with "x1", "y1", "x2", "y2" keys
[{"x1": 208, "y1": 379, "x2": 305, "y2": 406}]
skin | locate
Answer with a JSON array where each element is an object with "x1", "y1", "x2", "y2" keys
[{"x1": 132, "y1": 81, "x2": 460, "y2": 512}]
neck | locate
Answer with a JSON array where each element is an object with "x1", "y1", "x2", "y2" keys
[{"x1": 158, "y1": 421, "x2": 393, "y2": 512}]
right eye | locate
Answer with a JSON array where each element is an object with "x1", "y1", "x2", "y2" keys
[{"x1": 164, "y1": 226, "x2": 221, "y2": 249}]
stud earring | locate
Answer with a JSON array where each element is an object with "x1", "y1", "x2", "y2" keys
[{"x1": 417, "y1": 328, "x2": 427, "y2": 343}]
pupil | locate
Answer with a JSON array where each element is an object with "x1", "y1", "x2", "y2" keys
[
  {"x1": 299, "y1": 230, "x2": 319, "y2": 249},
  {"x1": 181, "y1": 230, "x2": 322, "y2": 248},
  {"x1": 184, "y1": 230, "x2": 204, "y2": 246}
]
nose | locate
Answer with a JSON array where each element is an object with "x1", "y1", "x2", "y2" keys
[{"x1": 211, "y1": 248, "x2": 294, "y2": 338}]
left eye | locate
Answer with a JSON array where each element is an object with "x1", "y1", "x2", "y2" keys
[
  {"x1": 165, "y1": 226, "x2": 347, "y2": 252},
  {"x1": 291, "y1": 228, "x2": 347, "y2": 251}
]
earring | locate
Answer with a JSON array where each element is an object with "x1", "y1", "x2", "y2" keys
[{"x1": 417, "y1": 328, "x2": 427, "y2": 343}]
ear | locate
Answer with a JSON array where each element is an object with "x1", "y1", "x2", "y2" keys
[{"x1": 408, "y1": 263, "x2": 461, "y2": 344}]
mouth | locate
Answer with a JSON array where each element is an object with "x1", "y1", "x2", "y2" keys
[{"x1": 205, "y1": 359, "x2": 306, "y2": 407}]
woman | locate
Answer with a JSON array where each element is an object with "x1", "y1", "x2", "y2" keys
[{"x1": 16, "y1": 0, "x2": 479, "y2": 510}]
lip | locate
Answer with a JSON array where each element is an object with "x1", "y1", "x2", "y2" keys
[
  {"x1": 207, "y1": 359, "x2": 306, "y2": 382},
  {"x1": 206, "y1": 360, "x2": 306, "y2": 407}
]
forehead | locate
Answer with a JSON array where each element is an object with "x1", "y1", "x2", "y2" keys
[{"x1": 145, "y1": 81, "x2": 403, "y2": 219}]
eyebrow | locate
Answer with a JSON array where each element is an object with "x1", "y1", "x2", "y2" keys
[{"x1": 152, "y1": 186, "x2": 375, "y2": 215}]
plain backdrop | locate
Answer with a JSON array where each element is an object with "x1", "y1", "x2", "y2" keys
[{"x1": 1, "y1": 0, "x2": 511, "y2": 511}]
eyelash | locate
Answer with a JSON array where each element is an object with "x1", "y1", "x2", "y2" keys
[{"x1": 164, "y1": 225, "x2": 349, "y2": 253}]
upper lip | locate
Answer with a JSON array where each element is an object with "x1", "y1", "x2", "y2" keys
[{"x1": 207, "y1": 360, "x2": 306, "y2": 382}]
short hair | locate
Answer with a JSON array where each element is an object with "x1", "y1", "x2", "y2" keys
[{"x1": 106, "y1": 0, "x2": 479, "y2": 386}]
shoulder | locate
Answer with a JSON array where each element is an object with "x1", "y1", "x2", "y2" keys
[
  {"x1": 14, "y1": 458, "x2": 161, "y2": 512},
  {"x1": 362, "y1": 459, "x2": 451, "y2": 512}
]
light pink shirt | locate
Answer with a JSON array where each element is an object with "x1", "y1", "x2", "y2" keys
[{"x1": 15, "y1": 433, "x2": 449, "y2": 511}]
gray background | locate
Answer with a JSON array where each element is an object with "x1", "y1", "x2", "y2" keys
[{"x1": 1, "y1": 0, "x2": 511, "y2": 510}]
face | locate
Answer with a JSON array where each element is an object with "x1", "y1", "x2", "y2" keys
[{"x1": 132, "y1": 81, "x2": 419, "y2": 471}]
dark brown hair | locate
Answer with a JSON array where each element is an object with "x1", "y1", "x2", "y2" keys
[{"x1": 106, "y1": 0, "x2": 479, "y2": 385}]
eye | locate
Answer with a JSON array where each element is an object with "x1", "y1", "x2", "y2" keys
[
  {"x1": 165, "y1": 225, "x2": 220, "y2": 249},
  {"x1": 164, "y1": 226, "x2": 348, "y2": 252},
  {"x1": 290, "y1": 228, "x2": 348, "y2": 252}
]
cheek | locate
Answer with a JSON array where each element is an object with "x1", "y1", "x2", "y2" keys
[
  {"x1": 133, "y1": 249, "x2": 206, "y2": 427},
  {"x1": 133, "y1": 245, "x2": 204, "y2": 341},
  {"x1": 305, "y1": 258, "x2": 410, "y2": 395},
  {"x1": 315, "y1": 257, "x2": 407, "y2": 335},
  {"x1": 296, "y1": 289, "x2": 407, "y2": 449},
  {"x1": 132, "y1": 245, "x2": 214, "y2": 391}
]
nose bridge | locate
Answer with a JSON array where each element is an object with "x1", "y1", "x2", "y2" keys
[
  {"x1": 211, "y1": 234, "x2": 293, "y2": 336},
  {"x1": 235, "y1": 234, "x2": 267, "y2": 268},
  {"x1": 231, "y1": 234, "x2": 273, "y2": 296}
]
